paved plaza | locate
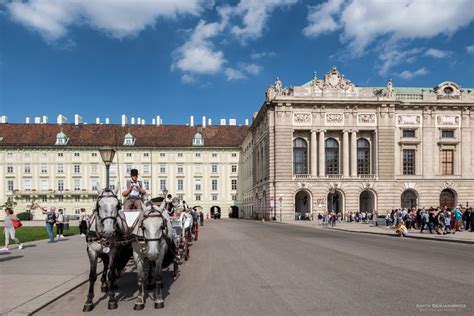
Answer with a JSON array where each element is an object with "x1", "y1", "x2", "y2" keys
[{"x1": 1, "y1": 219, "x2": 472, "y2": 315}]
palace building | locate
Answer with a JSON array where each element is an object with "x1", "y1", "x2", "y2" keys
[
  {"x1": 1, "y1": 66, "x2": 473, "y2": 221},
  {"x1": 239, "y1": 67, "x2": 474, "y2": 221}
]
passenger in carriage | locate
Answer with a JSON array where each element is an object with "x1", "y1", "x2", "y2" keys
[{"x1": 122, "y1": 169, "x2": 146, "y2": 210}]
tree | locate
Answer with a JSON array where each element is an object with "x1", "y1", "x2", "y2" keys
[{"x1": 1, "y1": 197, "x2": 17, "y2": 210}]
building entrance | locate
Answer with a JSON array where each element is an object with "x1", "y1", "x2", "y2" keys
[
  {"x1": 295, "y1": 190, "x2": 310, "y2": 220},
  {"x1": 401, "y1": 190, "x2": 417, "y2": 209},
  {"x1": 359, "y1": 190, "x2": 375, "y2": 213},
  {"x1": 327, "y1": 190, "x2": 343, "y2": 214},
  {"x1": 439, "y1": 189, "x2": 456, "y2": 209}
]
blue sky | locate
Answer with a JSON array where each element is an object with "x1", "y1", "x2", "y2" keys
[{"x1": 1, "y1": 0, "x2": 473, "y2": 125}]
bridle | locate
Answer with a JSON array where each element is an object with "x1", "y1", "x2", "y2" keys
[
  {"x1": 89, "y1": 191, "x2": 123, "y2": 242},
  {"x1": 137, "y1": 209, "x2": 165, "y2": 242}
]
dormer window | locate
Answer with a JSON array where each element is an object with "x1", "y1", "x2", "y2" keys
[
  {"x1": 55, "y1": 131, "x2": 69, "y2": 145},
  {"x1": 124, "y1": 132, "x2": 135, "y2": 146},
  {"x1": 193, "y1": 132, "x2": 204, "y2": 146}
]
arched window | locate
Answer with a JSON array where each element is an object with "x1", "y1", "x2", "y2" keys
[
  {"x1": 293, "y1": 138, "x2": 308, "y2": 174},
  {"x1": 357, "y1": 138, "x2": 370, "y2": 175},
  {"x1": 325, "y1": 138, "x2": 339, "y2": 175}
]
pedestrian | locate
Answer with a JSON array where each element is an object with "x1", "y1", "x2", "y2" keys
[
  {"x1": 420, "y1": 209, "x2": 432, "y2": 234},
  {"x1": 42, "y1": 206, "x2": 57, "y2": 243},
  {"x1": 79, "y1": 208, "x2": 89, "y2": 236},
  {"x1": 385, "y1": 211, "x2": 392, "y2": 227},
  {"x1": 372, "y1": 211, "x2": 378, "y2": 226},
  {"x1": 56, "y1": 209, "x2": 65, "y2": 240},
  {"x1": 469, "y1": 207, "x2": 474, "y2": 232},
  {"x1": 199, "y1": 211, "x2": 204, "y2": 226},
  {"x1": 1, "y1": 208, "x2": 23, "y2": 251},
  {"x1": 396, "y1": 221, "x2": 408, "y2": 237},
  {"x1": 453, "y1": 206, "x2": 463, "y2": 231},
  {"x1": 462, "y1": 208, "x2": 471, "y2": 231}
]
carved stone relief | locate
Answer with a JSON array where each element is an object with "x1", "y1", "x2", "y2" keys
[
  {"x1": 357, "y1": 113, "x2": 377, "y2": 126},
  {"x1": 326, "y1": 113, "x2": 344, "y2": 126},
  {"x1": 436, "y1": 115, "x2": 460, "y2": 127},
  {"x1": 396, "y1": 114, "x2": 422, "y2": 127},
  {"x1": 293, "y1": 112, "x2": 312, "y2": 125}
]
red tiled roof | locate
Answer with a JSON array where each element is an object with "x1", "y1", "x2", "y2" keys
[{"x1": 0, "y1": 124, "x2": 249, "y2": 148}]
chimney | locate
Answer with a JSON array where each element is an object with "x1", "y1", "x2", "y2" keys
[
  {"x1": 42, "y1": 116, "x2": 48, "y2": 124},
  {"x1": 131, "y1": 117, "x2": 135, "y2": 125},
  {"x1": 34, "y1": 117, "x2": 41, "y2": 124},
  {"x1": 0, "y1": 116, "x2": 7, "y2": 123},
  {"x1": 220, "y1": 118, "x2": 226, "y2": 126},
  {"x1": 121, "y1": 115, "x2": 127, "y2": 126},
  {"x1": 74, "y1": 114, "x2": 82, "y2": 125},
  {"x1": 202, "y1": 116, "x2": 206, "y2": 128},
  {"x1": 156, "y1": 115, "x2": 161, "y2": 126},
  {"x1": 152, "y1": 118, "x2": 156, "y2": 125},
  {"x1": 141, "y1": 119, "x2": 145, "y2": 125},
  {"x1": 96, "y1": 117, "x2": 101, "y2": 124},
  {"x1": 190, "y1": 115, "x2": 194, "y2": 127},
  {"x1": 57, "y1": 115, "x2": 67, "y2": 125},
  {"x1": 208, "y1": 118, "x2": 212, "y2": 126},
  {"x1": 229, "y1": 118, "x2": 236, "y2": 126},
  {"x1": 25, "y1": 117, "x2": 31, "y2": 124},
  {"x1": 245, "y1": 119, "x2": 249, "y2": 126},
  {"x1": 105, "y1": 118, "x2": 110, "y2": 124}
]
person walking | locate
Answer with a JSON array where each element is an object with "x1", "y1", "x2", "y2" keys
[
  {"x1": 1, "y1": 208, "x2": 23, "y2": 251},
  {"x1": 79, "y1": 208, "x2": 89, "y2": 236},
  {"x1": 420, "y1": 209, "x2": 433, "y2": 234},
  {"x1": 42, "y1": 206, "x2": 57, "y2": 243},
  {"x1": 55, "y1": 209, "x2": 65, "y2": 240}
]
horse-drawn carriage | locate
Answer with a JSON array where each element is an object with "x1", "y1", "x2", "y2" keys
[{"x1": 83, "y1": 190, "x2": 199, "y2": 312}]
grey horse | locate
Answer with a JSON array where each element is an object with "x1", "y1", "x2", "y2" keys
[
  {"x1": 131, "y1": 202, "x2": 177, "y2": 310},
  {"x1": 83, "y1": 190, "x2": 131, "y2": 312}
]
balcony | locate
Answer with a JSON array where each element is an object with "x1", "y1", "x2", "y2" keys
[
  {"x1": 327, "y1": 174, "x2": 343, "y2": 179},
  {"x1": 294, "y1": 174, "x2": 312, "y2": 179},
  {"x1": 358, "y1": 174, "x2": 376, "y2": 179}
]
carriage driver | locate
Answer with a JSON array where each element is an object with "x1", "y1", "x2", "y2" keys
[{"x1": 122, "y1": 169, "x2": 146, "y2": 210}]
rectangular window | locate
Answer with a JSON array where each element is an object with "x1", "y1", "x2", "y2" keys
[
  {"x1": 231, "y1": 153, "x2": 237, "y2": 157},
  {"x1": 231, "y1": 165, "x2": 237, "y2": 173},
  {"x1": 58, "y1": 196, "x2": 64, "y2": 202},
  {"x1": 25, "y1": 196, "x2": 31, "y2": 203},
  {"x1": 441, "y1": 130, "x2": 454, "y2": 138},
  {"x1": 195, "y1": 195, "x2": 201, "y2": 201},
  {"x1": 74, "y1": 152, "x2": 80, "y2": 157},
  {"x1": 41, "y1": 179, "x2": 48, "y2": 191},
  {"x1": 231, "y1": 194, "x2": 237, "y2": 201},
  {"x1": 195, "y1": 152, "x2": 201, "y2": 158},
  {"x1": 143, "y1": 164, "x2": 150, "y2": 174},
  {"x1": 144, "y1": 153, "x2": 149, "y2": 157},
  {"x1": 143, "y1": 180, "x2": 150, "y2": 190},
  {"x1": 211, "y1": 164, "x2": 218, "y2": 173},
  {"x1": 177, "y1": 153, "x2": 183, "y2": 157},
  {"x1": 57, "y1": 152, "x2": 63, "y2": 157},
  {"x1": 74, "y1": 179, "x2": 81, "y2": 191},
  {"x1": 126, "y1": 164, "x2": 132, "y2": 174},
  {"x1": 126, "y1": 152, "x2": 132, "y2": 157},
  {"x1": 160, "y1": 179, "x2": 167, "y2": 191},
  {"x1": 7, "y1": 180, "x2": 14, "y2": 191},
  {"x1": 41, "y1": 163, "x2": 48, "y2": 174},
  {"x1": 24, "y1": 163, "x2": 31, "y2": 173},
  {"x1": 74, "y1": 164, "x2": 80, "y2": 173},
  {"x1": 24, "y1": 152, "x2": 31, "y2": 159},
  {"x1": 212, "y1": 194, "x2": 218, "y2": 201},
  {"x1": 195, "y1": 179, "x2": 201, "y2": 191},
  {"x1": 212, "y1": 153, "x2": 217, "y2": 157},
  {"x1": 231, "y1": 179, "x2": 237, "y2": 191},
  {"x1": 110, "y1": 184, "x2": 116, "y2": 191},
  {"x1": 402, "y1": 129, "x2": 416, "y2": 138},
  {"x1": 75, "y1": 209, "x2": 81, "y2": 215},
  {"x1": 7, "y1": 163, "x2": 14, "y2": 173},
  {"x1": 91, "y1": 152, "x2": 97, "y2": 157},
  {"x1": 57, "y1": 163, "x2": 64, "y2": 173},
  {"x1": 177, "y1": 179, "x2": 184, "y2": 191},
  {"x1": 91, "y1": 164, "x2": 98, "y2": 174},
  {"x1": 75, "y1": 196, "x2": 80, "y2": 202},
  {"x1": 42, "y1": 196, "x2": 48, "y2": 202},
  {"x1": 24, "y1": 179, "x2": 32, "y2": 191},
  {"x1": 212, "y1": 179, "x2": 218, "y2": 191},
  {"x1": 441, "y1": 149, "x2": 454, "y2": 175},
  {"x1": 177, "y1": 164, "x2": 184, "y2": 173},
  {"x1": 403, "y1": 149, "x2": 416, "y2": 175},
  {"x1": 160, "y1": 165, "x2": 166, "y2": 173},
  {"x1": 58, "y1": 179, "x2": 64, "y2": 191},
  {"x1": 160, "y1": 152, "x2": 166, "y2": 157},
  {"x1": 91, "y1": 180, "x2": 99, "y2": 191}
]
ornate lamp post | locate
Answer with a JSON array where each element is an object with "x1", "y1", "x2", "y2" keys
[
  {"x1": 279, "y1": 194, "x2": 283, "y2": 222},
  {"x1": 99, "y1": 147, "x2": 115, "y2": 190}
]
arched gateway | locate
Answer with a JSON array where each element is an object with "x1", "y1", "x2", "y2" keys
[
  {"x1": 439, "y1": 189, "x2": 456, "y2": 209},
  {"x1": 295, "y1": 190, "x2": 311, "y2": 220},
  {"x1": 401, "y1": 190, "x2": 417, "y2": 209},
  {"x1": 327, "y1": 190, "x2": 343, "y2": 215},
  {"x1": 359, "y1": 190, "x2": 375, "y2": 213}
]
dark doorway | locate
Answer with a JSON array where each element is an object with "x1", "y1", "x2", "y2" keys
[
  {"x1": 327, "y1": 190, "x2": 343, "y2": 214},
  {"x1": 359, "y1": 190, "x2": 375, "y2": 213},
  {"x1": 295, "y1": 190, "x2": 310, "y2": 220},
  {"x1": 439, "y1": 189, "x2": 456, "y2": 209},
  {"x1": 210, "y1": 206, "x2": 221, "y2": 219},
  {"x1": 401, "y1": 190, "x2": 417, "y2": 209}
]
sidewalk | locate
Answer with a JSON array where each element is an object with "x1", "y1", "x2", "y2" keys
[
  {"x1": 284, "y1": 220, "x2": 474, "y2": 244},
  {"x1": 0, "y1": 234, "x2": 95, "y2": 315}
]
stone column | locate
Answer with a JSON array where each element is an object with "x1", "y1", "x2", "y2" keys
[
  {"x1": 351, "y1": 130, "x2": 358, "y2": 177},
  {"x1": 318, "y1": 130, "x2": 325, "y2": 177},
  {"x1": 343, "y1": 130, "x2": 349, "y2": 177},
  {"x1": 311, "y1": 130, "x2": 317, "y2": 176}
]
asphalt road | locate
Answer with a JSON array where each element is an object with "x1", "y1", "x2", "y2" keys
[{"x1": 36, "y1": 220, "x2": 473, "y2": 316}]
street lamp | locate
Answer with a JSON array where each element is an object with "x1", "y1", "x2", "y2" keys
[
  {"x1": 99, "y1": 147, "x2": 115, "y2": 190},
  {"x1": 279, "y1": 194, "x2": 283, "y2": 222}
]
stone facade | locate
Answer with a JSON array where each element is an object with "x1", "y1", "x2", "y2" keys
[{"x1": 243, "y1": 66, "x2": 474, "y2": 221}]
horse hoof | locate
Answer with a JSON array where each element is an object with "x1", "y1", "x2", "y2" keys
[
  {"x1": 108, "y1": 301, "x2": 118, "y2": 310},
  {"x1": 83, "y1": 304, "x2": 94, "y2": 312},
  {"x1": 155, "y1": 301, "x2": 164, "y2": 309},
  {"x1": 101, "y1": 286, "x2": 108, "y2": 293},
  {"x1": 134, "y1": 304, "x2": 145, "y2": 311}
]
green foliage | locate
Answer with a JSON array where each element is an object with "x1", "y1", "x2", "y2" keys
[
  {"x1": 16, "y1": 211, "x2": 33, "y2": 221},
  {"x1": 0, "y1": 226, "x2": 80, "y2": 245},
  {"x1": 1, "y1": 197, "x2": 17, "y2": 210}
]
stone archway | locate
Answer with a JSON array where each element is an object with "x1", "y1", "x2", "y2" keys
[
  {"x1": 359, "y1": 190, "x2": 375, "y2": 213},
  {"x1": 295, "y1": 190, "x2": 311, "y2": 220},
  {"x1": 401, "y1": 190, "x2": 418, "y2": 209},
  {"x1": 440, "y1": 189, "x2": 456, "y2": 209},
  {"x1": 327, "y1": 190, "x2": 344, "y2": 214}
]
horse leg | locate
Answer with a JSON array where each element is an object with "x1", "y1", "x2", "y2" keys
[
  {"x1": 154, "y1": 243, "x2": 166, "y2": 309},
  {"x1": 107, "y1": 252, "x2": 118, "y2": 310},
  {"x1": 147, "y1": 261, "x2": 156, "y2": 290},
  {"x1": 100, "y1": 255, "x2": 109, "y2": 293},
  {"x1": 83, "y1": 247, "x2": 98, "y2": 312},
  {"x1": 133, "y1": 252, "x2": 145, "y2": 310}
]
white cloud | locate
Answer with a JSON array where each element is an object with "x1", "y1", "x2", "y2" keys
[
  {"x1": 241, "y1": 63, "x2": 262, "y2": 75},
  {"x1": 224, "y1": 68, "x2": 247, "y2": 80},
  {"x1": 250, "y1": 51, "x2": 276, "y2": 60},
  {"x1": 304, "y1": 0, "x2": 474, "y2": 73},
  {"x1": 425, "y1": 48, "x2": 450, "y2": 58},
  {"x1": 399, "y1": 67, "x2": 428, "y2": 80},
  {"x1": 6, "y1": 0, "x2": 208, "y2": 41},
  {"x1": 467, "y1": 45, "x2": 474, "y2": 54},
  {"x1": 181, "y1": 74, "x2": 196, "y2": 84}
]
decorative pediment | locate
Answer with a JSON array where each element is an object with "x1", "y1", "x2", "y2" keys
[
  {"x1": 315, "y1": 66, "x2": 355, "y2": 92},
  {"x1": 433, "y1": 81, "x2": 461, "y2": 100}
]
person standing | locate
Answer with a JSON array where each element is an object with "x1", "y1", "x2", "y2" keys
[
  {"x1": 1, "y1": 208, "x2": 23, "y2": 251},
  {"x1": 42, "y1": 207, "x2": 56, "y2": 243},
  {"x1": 122, "y1": 169, "x2": 146, "y2": 210},
  {"x1": 56, "y1": 209, "x2": 65, "y2": 240},
  {"x1": 79, "y1": 208, "x2": 89, "y2": 237}
]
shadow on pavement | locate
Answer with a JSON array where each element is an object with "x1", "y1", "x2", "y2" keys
[
  {"x1": 22, "y1": 244, "x2": 37, "y2": 249},
  {"x1": 0, "y1": 255, "x2": 23, "y2": 262}
]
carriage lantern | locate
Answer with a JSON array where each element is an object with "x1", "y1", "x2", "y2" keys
[{"x1": 99, "y1": 147, "x2": 115, "y2": 190}]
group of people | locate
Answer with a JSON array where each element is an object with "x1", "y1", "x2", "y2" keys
[{"x1": 41, "y1": 207, "x2": 66, "y2": 243}]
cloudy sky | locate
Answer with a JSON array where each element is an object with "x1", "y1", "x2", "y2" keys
[{"x1": 1, "y1": 0, "x2": 473, "y2": 125}]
